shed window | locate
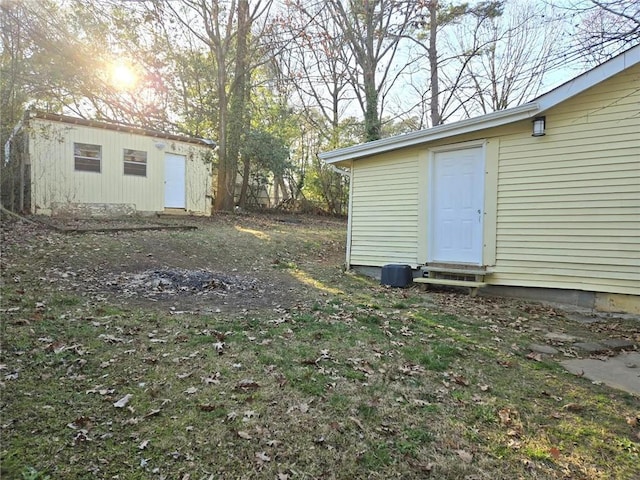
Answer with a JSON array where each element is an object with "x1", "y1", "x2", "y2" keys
[
  {"x1": 123, "y1": 149, "x2": 147, "y2": 176},
  {"x1": 74, "y1": 143, "x2": 101, "y2": 173}
]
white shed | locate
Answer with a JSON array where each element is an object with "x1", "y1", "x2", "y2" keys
[{"x1": 7, "y1": 111, "x2": 215, "y2": 216}]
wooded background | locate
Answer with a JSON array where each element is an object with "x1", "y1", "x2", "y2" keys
[{"x1": 1, "y1": 0, "x2": 637, "y2": 214}]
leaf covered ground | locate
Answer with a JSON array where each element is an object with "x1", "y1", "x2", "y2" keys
[{"x1": 1, "y1": 214, "x2": 638, "y2": 480}]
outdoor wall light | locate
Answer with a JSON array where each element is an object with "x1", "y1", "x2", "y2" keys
[
  {"x1": 532, "y1": 116, "x2": 546, "y2": 137},
  {"x1": 154, "y1": 141, "x2": 166, "y2": 149}
]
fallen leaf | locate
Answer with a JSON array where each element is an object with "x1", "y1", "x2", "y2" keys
[
  {"x1": 67, "y1": 416, "x2": 92, "y2": 430},
  {"x1": 235, "y1": 379, "x2": 259, "y2": 392},
  {"x1": 113, "y1": 394, "x2": 132, "y2": 408},
  {"x1": 349, "y1": 416, "x2": 365, "y2": 431},
  {"x1": 198, "y1": 404, "x2": 219, "y2": 412},
  {"x1": 562, "y1": 403, "x2": 583, "y2": 412},
  {"x1": 498, "y1": 408, "x2": 513, "y2": 425},
  {"x1": 138, "y1": 439, "x2": 149, "y2": 450},
  {"x1": 73, "y1": 430, "x2": 90, "y2": 445},
  {"x1": 526, "y1": 352, "x2": 543, "y2": 362},
  {"x1": 407, "y1": 459, "x2": 434, "y2": 473},
  {"x1": 184, "y1": 387, "x2": 198, "y2": 394},
  {"x1": 456, "y1": 449, "x2": 473, "y2": 463},
  {"x1": 237, "y1": 430, "x2": 252, "y2": 440},
  {"x1": 549, "y1": 447, "x2": 561, "y2": 459},
  {"x1": 453, "y1": 375, "x2": 469, "y2": 386},
  {"x1": 255, "y1": 451, "x2": 271, "y2": 462},
  {"x1": 144, "y1": 409, "x2": 161, "y2": 418},
  {"x1": 202, "y1": 372, "x2": 221, "y2": 384}
]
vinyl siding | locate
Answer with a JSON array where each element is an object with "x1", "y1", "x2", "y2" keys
[
  {"x1": 349, "y1": 151, "x2": 420, "y2": 266},
  {"x1": 28, "y1": 119, "x2": 213, "y2": 215},
  {"x1": 345, "y1": 64, "x2": 638, "y2": 296},
  {"x1": 491, "y1": 65, "x2": 640, "y2": 295}
]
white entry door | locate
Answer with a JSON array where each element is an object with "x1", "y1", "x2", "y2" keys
[
  {"x1": 430, "y1": 146, "x2": 484, "y2": 265},
  {"x1": 164, "y1": 153, "x2": 186, "y2": 208}
]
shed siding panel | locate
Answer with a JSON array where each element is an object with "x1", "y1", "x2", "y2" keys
[
  {"x1": 349, "y1": 153, "x2": 420, "y2": 267},
  {"x1": 29, "y1": 119, "x2": 212, "y2": 215},
  {"x1": 492, "y1": 66, "x2": 640, "y2": 295}
]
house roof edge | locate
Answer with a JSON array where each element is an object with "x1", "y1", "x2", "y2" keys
[
  {"x1": 28, "y1": 110, "x2": 216, "y2": 148},
  {"x1": 318, "y1": 103, "x2": 538, "y2": 164},
  {"x1": 319, "y1": 44, "x2": 640, "y2": 165}
]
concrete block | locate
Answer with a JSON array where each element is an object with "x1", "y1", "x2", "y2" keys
[
  {"x1": 601, "y1": 339, "x2": 636, "y2": 351},
  {"x1": 529, "y1": 344, "x2": 559, "y2": 355},
  {"x1": 573, "y1": 342, "x2": 608, "y2": 354}
]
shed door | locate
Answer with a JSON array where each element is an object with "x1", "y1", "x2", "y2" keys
[
  {"x1": 164, "y1": 153, "x2": 186, "y2": 208},
  {"x1": 430, "y1": 147, "x2": 484, "y2": 265}
]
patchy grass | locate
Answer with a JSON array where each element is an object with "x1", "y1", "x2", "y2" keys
[{"x1": 1, "y1": 214, "x2": 638, "y2": 479}]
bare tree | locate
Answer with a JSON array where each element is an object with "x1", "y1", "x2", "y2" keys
[
  {"x1": 542, "y1": 0, "x2": 639, "y2": 69},
  {"x1": 274, "y1": 0, "x2": 356, "y2": 148},
  {"x1": 327, "y1": 0, "x2": 417, "y2": 141},
  {"x1": 408, "y1": 1, "x2": 503, "y2": 126},
  {"x1": 158, "y1": 0, "x2": 274, "y2": 211},
  {"x1": 572, "y1": 0, "x2": 640, "y2": 64},
  {"x1": 453, "y1": 2, "x2": 562, "y2": 115}
]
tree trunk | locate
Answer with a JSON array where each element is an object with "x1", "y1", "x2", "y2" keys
[
  {"x1": 362, "y1": 2, "x2": 380, "y2": 142},
  {"x1": 429, "y1": 1, "x2": 441, "y2": 127},
  {"x1": 238, "y1": 156, "x2": 250, "y2": 208},
  {"x1": 274, "y1": 177, "x2": 280, "y2": 206},
  {"x1": 214, "y1": 0, "x2": 250, "y2": 212},
  {"x1": 278, "y1": 175, "x2": 289, "y2": 201},
  {"x1": 363, "y1": 66, "x2": 380, "y2": 141}
]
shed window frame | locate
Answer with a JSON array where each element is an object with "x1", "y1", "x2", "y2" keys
[
  {"x1": 74, "y1": 143, "x2": 101, "y2": 173},
  {"x1": 123, "y1": 148, "x2": 147, "y2": 177}
]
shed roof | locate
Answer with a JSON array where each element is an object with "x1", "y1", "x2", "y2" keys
[
  {"x1": 319, "y1": 44, "x2": 640, "y2": 165},
  {"x1": 28, "y1": 110, "x2": 216, "y2": 148}
]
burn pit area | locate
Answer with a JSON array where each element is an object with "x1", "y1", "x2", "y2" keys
[{"x1": 105, "y1": 269, "x2": 259, "y2": 298}]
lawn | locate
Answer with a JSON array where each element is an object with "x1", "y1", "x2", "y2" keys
[{"x1": 1, "y1": 213, "x2": 638, "y2": 479}]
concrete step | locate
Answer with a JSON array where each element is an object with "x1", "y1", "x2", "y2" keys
[{"x1": 413, "y1": 278, "x2": 487, "y2": 288}]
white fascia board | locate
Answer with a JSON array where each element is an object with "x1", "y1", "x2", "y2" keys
[
  {"x1": 318, "y1": 103, "x2": 538, "y2": 164},
  {"x1": 535, "y1": 44, "x2": 640, "y2": 113}
]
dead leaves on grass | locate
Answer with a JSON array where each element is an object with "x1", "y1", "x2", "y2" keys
[
  {"x1": 1, "y1": 231, "x2": 632, "y2": 479},
  {"x1": 113, "y1": 394, "x2": 132, "y2": 408},
  {"x1": 456, "y1": 449, "x2": 474, "y2": 463},
  {"x1": 498, "y1": 407, "x2": 524, "y2": 438}
]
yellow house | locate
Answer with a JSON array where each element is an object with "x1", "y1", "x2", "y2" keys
[
  {"x1": 319, "y1": 46, "x2": 639, "y2": 313},
  {"x1": 8, "y1": 111, "x2": 215, "y2": 216}
]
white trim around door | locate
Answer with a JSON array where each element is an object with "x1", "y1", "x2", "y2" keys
[{"x1": 428, "y1": 141, "x2": 486, "y2": 265}]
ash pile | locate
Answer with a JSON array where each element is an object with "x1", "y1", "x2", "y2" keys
[{"x1": 106, "y1": 268, "x2": 258, "y2": 298}]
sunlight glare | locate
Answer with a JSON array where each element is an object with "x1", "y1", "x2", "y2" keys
[{"x1": 111, "y1": 61, "x2": 137, "y2": 90}]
